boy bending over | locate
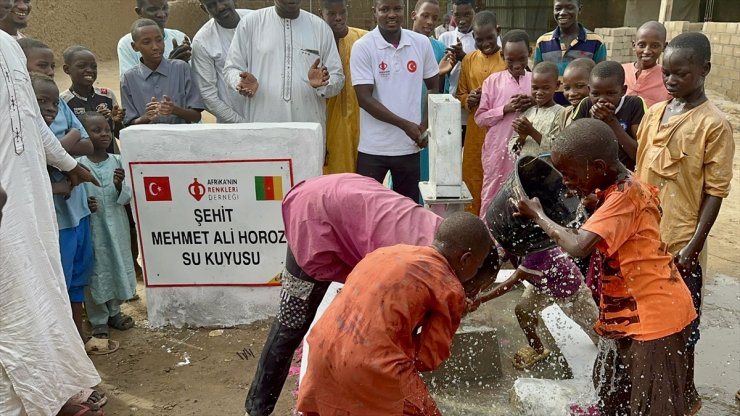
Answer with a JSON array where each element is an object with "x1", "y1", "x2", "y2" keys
[
  {"x1": 516, "y1": 119, "x2": 696, "y2": 415},
  {"x1": 245, "y1": 173, "x2": 498, "y2": 416},
  {"x1": 298, "y1": 213, "x2": 493, "y2": 415}
]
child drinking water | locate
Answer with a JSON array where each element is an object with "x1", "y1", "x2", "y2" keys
[{"x1": 77, "y1": 112, "x2": 136, "y2": 346}]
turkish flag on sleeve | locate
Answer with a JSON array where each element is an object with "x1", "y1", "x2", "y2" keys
[{"x1": 144, "y1": 177, "x2": 172, "y2": 201}]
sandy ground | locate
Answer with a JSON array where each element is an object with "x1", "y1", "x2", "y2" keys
[{"x1": 70, "y1": 61, "x2": 739, "y2": 415}]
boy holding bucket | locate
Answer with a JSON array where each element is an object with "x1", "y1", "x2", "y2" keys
[{"x1": 515, "y1": 118, "x2": 696, "y2": 415}]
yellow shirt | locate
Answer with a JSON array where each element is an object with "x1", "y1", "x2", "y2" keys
[
  {"x1": 457, "y1": 50, "x2": 507, "y2": 215},
  {"x1": 324, "y1": 27, "x2": 367, "y2": 174},
  {"x1": 635, "y1": 100, "x2": 735, "y2": 256}
]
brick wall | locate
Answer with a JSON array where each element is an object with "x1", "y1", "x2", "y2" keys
[
  {"x1": 595, "y1": 21, "x2": 740, "y2": 101},
  {"x1": 594, "y1": 27, "x2": 636, "y2": 64},
  {"x1": 703, "y1": 22, "x2": 740, "y2": 102}
]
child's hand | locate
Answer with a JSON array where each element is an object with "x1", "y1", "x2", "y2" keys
[
  {"x1": 87, "y1": 196, "x2": 98, "y2": 213},
  {"x1": 590, "y1": 102, "x2": 617, "y2": 123},
  {"x1": 513, "y1": 195, "x2": 544, "y2": 220},
  {"x1": 466, "y1": 88, "x2": 482, "y2": 109},
  {"x1": 438, "y1": 51, "x2": 455, "y2": 75},
  {"x1": 581, "y1": 193, "x2": 598, "y2": 213},
  {"x1": 307, "y1": 58, "x2": 330, "y2": 88},
  {"x1": 110, "y1": 105, "x2": 125, "y2": 124},
  {"x1": 158, "y1": 95, "x2": 175, "y2": 116},
  {"x1": 512, "y1": 116, "x2": 534, "y2": 138},
  {"x1": 674, "y1": 243, "x2": 700, "y2": 277},
  {"x1": 113, "y1": 168, "x2": 125, "y2": 193},
  {"x1": 446, "y1": 37, "x2": 466, "y2": 62},
  {"x1": 465, "y1": 297, "x2": 482, "y2": 314},
  {"x1": 504, "y1": 94, "x2": 526, "y2": 114},
  {"x1": 51, "y1": 180, "x2": 72, "y2": 199},
  {"x1": 515, "y1": 95, "x2": 535, "y2": 112},
  {"x1": 144, "y1": 97, "x2": 159, "y2": 122},
  {"x1": 237, "y1": 72, "x2": 259, "y2": 97},
  {"x1": 169, "y1": 37, "x2": 192, "y2": 63},
  {"x1": 97, "y1": 104, "x2": 112, "y2": 119}
]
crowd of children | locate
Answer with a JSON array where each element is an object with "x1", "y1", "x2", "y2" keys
[{"x1": 1, "y1": 0, "x2": 735, "y2": 415}]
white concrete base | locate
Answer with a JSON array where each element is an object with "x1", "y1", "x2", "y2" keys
[
  {"x1": 512, "y1": 303, "x2": 599, "y2": 415},
  {"x1": 121, "y1": 123, "x2": 323, "y2": 328},
  {"x1": 146, "y1": 286, "x2": 280, "y2": 328}
]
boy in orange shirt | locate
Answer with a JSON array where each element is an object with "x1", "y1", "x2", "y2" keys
[
  {"x1": 516, "y1": 119, "x2": 696, "y2": 415},
  {"x1": 297, "y1": 213, "x2": 495, "y2": 416}
]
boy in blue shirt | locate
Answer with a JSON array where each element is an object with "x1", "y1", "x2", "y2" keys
[
  {"x1": 30, "y1": 72, "x2": 96, "y2": 347},
  {"x1": 121, "y1": 19, "x2": 203, "y2": 125}
]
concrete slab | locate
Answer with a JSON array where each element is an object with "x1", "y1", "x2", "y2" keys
[{"x1": 423, "y1": 325, "x2": 502, "y2": 389}]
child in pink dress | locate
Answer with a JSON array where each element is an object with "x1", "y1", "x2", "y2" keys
[{"x1": 475, "y1": 29, "x2": 533, "y2": 216}]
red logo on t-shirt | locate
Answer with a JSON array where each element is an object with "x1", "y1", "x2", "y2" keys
[
  {"x1": 407, "y1": 60, "x2": 417, "y2": 73},
  {"x1": 144, "y1": 177, "x2": 172, "y2": 201},
  {"x1": 379, "y1": 61, "x2": 388, "y2": 71}
]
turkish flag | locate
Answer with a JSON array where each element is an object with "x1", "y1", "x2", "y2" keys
[{"x1": 144, "y1": 176, "x2": 172, "y2": 201}]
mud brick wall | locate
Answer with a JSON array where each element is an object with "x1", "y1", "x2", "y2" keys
[
  {"x1": 703, "y1": 22, "x2": 740, "y2": 102},
  {"x1": 595, "y1": 26, "x2": 636, "y2": 64}
]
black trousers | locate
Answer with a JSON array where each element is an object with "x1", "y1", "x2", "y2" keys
[
  {"x1": 356, "y1": 151, "x2": 420, "y2": 202},
  {"x1": 244, "y1": 248, "x2": 330, "y2": 416}
]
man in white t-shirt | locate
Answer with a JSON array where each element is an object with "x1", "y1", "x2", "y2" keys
[
  {"x1": 117, "y1": 0, "x2": 191, "y2": 78},
  {"x1": 351, "y1": 0, "x2": 439, "y2": 202},
  {"x1": 192, "y1": 0, "x2": 249, "y2": 123}
]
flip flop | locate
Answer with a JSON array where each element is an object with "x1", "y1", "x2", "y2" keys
[
  {"x1": 56, "y1": 402, "x2": 105, "y2": 416},
  {"x1": 107, "y1": 313, "x2": 134, "y2": 330},
  {"x1": 513, "y1": 345, "x2": 550, "y2": 370},
  {"x1": 67, "y1": 389, "x2": 107, "y2": 410},
  {"x1": 91, "y1": 324, "x2": 109, "y2": 339},
  {"x1": 85, "y1": 337, "x2": 119, "y2": 356}
]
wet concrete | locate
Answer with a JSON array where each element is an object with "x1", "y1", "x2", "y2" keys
[
  {"x1": 430, "y1": 271, "x2": 740, "y2": 415},
  {"x1": 693, "y1": 273, "x2": 740, "y2": 415}
]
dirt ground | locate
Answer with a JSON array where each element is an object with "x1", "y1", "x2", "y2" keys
[{"x1": 74, "y1": 61, "x2": 740, "y2": 415}]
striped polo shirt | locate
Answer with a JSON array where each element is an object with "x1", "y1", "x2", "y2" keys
[{"x1": 534, "y1": 24, "x2": 607, "y2": 76}]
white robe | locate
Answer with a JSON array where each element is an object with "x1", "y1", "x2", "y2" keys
[
  {"x1": 192, "y1": 9, "x2": 251, "y2": 123},
  {"x1": 0, "y1": 31, "x2": 101, "y2": 416},
  {"x1": 223, "y1": 6, "x2": 344, "y2": 134}
]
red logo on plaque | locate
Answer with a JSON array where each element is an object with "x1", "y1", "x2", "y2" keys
[
  {"x1": 188, "y1": 178, "x2": 206, "y2": 201},
  {"x1": 407, "y1": 60, "x2": 417, "y2": 73},
  {"x1": 144, "y1": 176, "x2": 172, "y2": 201}
]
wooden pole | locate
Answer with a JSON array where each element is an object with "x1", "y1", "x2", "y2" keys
[{"x1": 658, "y1": 0, "x2": 674, "y2": 23}]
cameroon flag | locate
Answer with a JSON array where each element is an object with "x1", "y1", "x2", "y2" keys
[{"x1": 254, "y1": 176, "x2": 284, "y2": 201}]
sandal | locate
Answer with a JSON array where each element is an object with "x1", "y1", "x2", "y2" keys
[
  {"x1": 56, "y1": 402, "x2": 104, "y2": 416},
  {"x1": 91, "y1": 325, "x2": 109, "y2": 339},
  {"x1": 107, "y1": 313, "x2": 134, "y2": 330},
  {"x1": 85, "y1": 337, "x2": 119, "y2": 355},
  {"x1": 67, "y1": 388, "x2": 107, "y2": 410},
  {"x1": 513, "y1": 345, "x2": 550, "y2": 370}
]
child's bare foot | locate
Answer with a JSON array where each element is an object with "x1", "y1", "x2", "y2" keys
[
  {"x1": 513, "y1": 345, "x2": 550, "y2": 370},
  {"x1": 84, "y1": 337, "x2": 119, "y2": 355}
]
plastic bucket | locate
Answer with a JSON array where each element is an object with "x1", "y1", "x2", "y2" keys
[{"x1": 485, "y1": 154, "x2": 580, "y2": 257}]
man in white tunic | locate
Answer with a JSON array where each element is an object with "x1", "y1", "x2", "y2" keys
[
  {"x1": 192, "y1": 0, "x2": 250, "y2": 123},
  {"x1": 223, "y1": 0, "x2": 344, "y2": 136},
  {"x1": 0, "y1": 6, "x2": 102, "y2": 414}
]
